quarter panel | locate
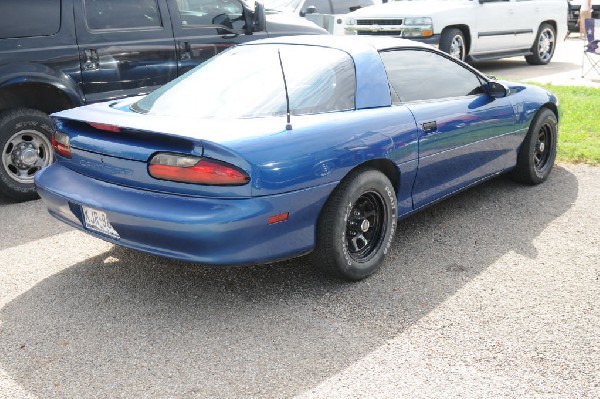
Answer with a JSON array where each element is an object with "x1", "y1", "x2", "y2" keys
[{"x1": 221, "y1": 107, "x2": 419, "y2": 197}]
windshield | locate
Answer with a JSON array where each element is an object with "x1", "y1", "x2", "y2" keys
[{"x1": 132, "y1": 44, "x2": 356, "y2": 119}]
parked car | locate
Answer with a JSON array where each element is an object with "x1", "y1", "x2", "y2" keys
[
  {"x1": 0, "y1": 0, "x2": 326, "y2": 202},
  {"x1": 264, "y1": 0, "x2": 381, "y2": 33},
  {"x1": 568, "y1": 0, "x2": 600, "y2": 33},
  {"x1": 344, "y1": 0, "x2": 568, "y2": 64},
  {"x1": 35, "y1": 36, "x2": 559, "y2": 280}
]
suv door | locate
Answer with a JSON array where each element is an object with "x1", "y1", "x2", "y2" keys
[
  {"x1": 473, "y1": 0, "x2": 516, "y2": 53},
  {"x1": 166, "y1": 0, "x2": 267, "y2": 75},
  {"x1": 74, "y1": 0, "x2": 178, "y2": 103}
]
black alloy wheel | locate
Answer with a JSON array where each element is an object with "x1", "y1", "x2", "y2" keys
[{"x1": 345, "y1": 191, "x2": 386, "y2": 263}]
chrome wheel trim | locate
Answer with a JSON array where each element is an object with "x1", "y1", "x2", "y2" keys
[
  {"x1": 537, "y1": 28, "x2": 555, "y2": 63},
  {"x1": 449, "y1": 35, "x2": 465, "y2": 60},
  {"x1": 2, "y1": 129, "x2": 53, "y2": 184}
]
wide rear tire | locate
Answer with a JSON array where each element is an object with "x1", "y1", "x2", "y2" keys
[{"x1": 313, "y1": 168, "x2": 397, "y2": 281}]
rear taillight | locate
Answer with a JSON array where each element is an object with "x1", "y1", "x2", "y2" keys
[
  {"x1": 148, "y1": 153, "x2": 250, "y2": 186},
  {"x1": 52, "y1": 131, "x2": 71, "y2": 158}
]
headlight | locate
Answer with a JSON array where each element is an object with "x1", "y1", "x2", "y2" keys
[
  {"x1": 404, "y1": 17, "x2": 432, "y2": 26},
  {"x1": 402, "y1": 17, "x2": 433, "y2": 38}
]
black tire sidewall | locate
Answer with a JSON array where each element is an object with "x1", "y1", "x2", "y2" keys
[
  {"x1": 0, "y1": 108, "x2": 54, "y2": 201},
  {"x1": 320, "y1": 169, "x2": 397, "y2": 280},
  {"x1": 515, "y1": 108, "x2": 557, "y2": 184}
]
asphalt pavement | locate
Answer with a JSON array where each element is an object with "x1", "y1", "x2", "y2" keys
[{"x1": 0, "y1": 37, "x2": 599, "y2": 399}]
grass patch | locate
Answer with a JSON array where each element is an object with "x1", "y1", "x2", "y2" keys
[{"x1": 538, "y1": 84, "x2": 600, "y2": 165}]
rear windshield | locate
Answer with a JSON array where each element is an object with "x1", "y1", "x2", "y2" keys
[
  {"x1": 0, "y1": 0, "x2": 61, "y2": 39},
  {"x1": 132, "y1": 44, "x2": 356, "y2": 118}
]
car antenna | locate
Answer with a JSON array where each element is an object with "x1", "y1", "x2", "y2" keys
[{"x1": 277, "y1": 49, "x2": 293, "y2": 131}]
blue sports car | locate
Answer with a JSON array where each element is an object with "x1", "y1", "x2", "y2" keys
[{"x1": 35, "y1": 36, "x2": 559, "y2": 280}]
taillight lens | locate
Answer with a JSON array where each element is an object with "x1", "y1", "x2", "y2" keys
[
  {"x1": 148, "y1": 153, "x2": 250, "y2": 186},
  {"x1": 52, "y1": 131, "x2": 71, "y2": 158}
]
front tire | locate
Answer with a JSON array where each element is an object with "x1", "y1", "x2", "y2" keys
[
  {"x1": 0, "y1": 108, "x2": 54, "y2": 201},
  {"x1": 313, "y1": 168, "x2": 397, "y2": 281},
  {"x1": 525, "y1": 23, "x2": 556, "y2": 65},
  {"x1": 511, "y1": 108, "x2": 557, "y2": 185},
  {"x1": 440, "y1": 28, "x2": 467, "y2": 62}
]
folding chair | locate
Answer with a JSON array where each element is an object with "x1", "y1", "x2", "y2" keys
[{"x1": 582, "y1": 18, "x2": 600, "y2": 78}]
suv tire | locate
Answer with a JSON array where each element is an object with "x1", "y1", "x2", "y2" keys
[
  {"x1": 0, "y1": 108, "x2": 54, "y2": 201},
  {"x1": 525, "y1": 23, "x2": 556, "y2": 65},
  {"x1": 440, "y1": 28, "x2": 467, "y2": 62}
]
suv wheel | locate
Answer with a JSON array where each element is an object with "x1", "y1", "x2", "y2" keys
[
  {"x1": 0, "y1": 108, "x2": 54, "y2": 201},
  {"x1": 440, "y1": 28, "x2": 467, "y2": 62},
  {"x1": 526, "y1": 23, "x2": 556, "y2": 65}
]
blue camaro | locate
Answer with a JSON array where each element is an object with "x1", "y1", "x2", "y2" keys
[{"x1": 35, "y1": 36, "x2": 559, "y2": 280}]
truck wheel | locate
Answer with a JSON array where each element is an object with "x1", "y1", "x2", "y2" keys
[
  {"x1": 440, "y1": 28, "x2": 466, "y2": 61},
  {"x1": 313, "y1": 168, "x2": 397, "y2": 281},
  {"x1": 525, "y1": 23, "x2": 556, "y2": 65},
  {"x1": 0, "y1": 108, "x2": 54, "y2": 201},
  {"x1": 511, "y1": 108, "x2": 557, "y2": 185}
]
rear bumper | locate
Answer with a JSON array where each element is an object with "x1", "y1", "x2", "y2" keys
[{"x1": 35, "y1": 164, "x2": 335, "y2": 265}]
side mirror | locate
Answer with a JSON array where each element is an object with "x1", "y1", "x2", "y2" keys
[
  {"x1": 486, "y1": 81, "x2": 508, "y2": 98},
  {"x1": 306, "y1": 5, "x2": 318, "y2": 14},
  {"x1": 252, "y1": 1, "x2": 266, "y2": 33}
]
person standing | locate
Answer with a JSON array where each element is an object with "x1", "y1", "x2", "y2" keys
[{"x1": 580, "y1": 0, "x2": 593, "y2": 38}]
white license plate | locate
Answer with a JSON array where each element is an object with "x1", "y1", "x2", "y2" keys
[{"x1": 82, "y1": 206, "x2": 120, "y2": 239}]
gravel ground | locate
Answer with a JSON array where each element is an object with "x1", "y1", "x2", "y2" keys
[{"x1": 0, "y1": 163, "x2": 598, "y2": 398}]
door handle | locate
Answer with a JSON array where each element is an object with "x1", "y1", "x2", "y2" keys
[
  {"x1": 422, "y1": 121, "x2": 437, "y2": 134},
  {"x1": 83, "y1": 48, "x2": 99, "y2": 70},
  {"x1": 178, "y1": 41, "x2": 192, "y2": 60}
]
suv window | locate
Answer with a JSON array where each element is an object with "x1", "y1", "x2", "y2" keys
[
  {"x1": 84, "y1": 0, "x2": 162, "y2": 30},
  {"x1": 379, "y1": 49, "x2": 484, "y2": 103},
  {"x1": 0, "y1": 0, "x2": 61, "y2": 39},
  {"x1": 176, "y1": 0, "x2": 245, "y2": 30}
]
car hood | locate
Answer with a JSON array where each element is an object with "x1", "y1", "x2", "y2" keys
[
  {"x1": 348, "y1": 0, "x2": 471, "y2": 18},
  {"x1": 52, "y1": 97, "x2": 291, "y2": 145}
]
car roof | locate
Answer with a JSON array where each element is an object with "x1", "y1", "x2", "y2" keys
[{"x1": 242, "y1": 35, "x2": 434, "y2": 109}]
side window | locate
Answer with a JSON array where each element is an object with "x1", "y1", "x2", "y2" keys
[
  {"x1": 302, "y1": 0, "x2": 333, "y2": 14},
  {"x1": 379, "y1": 49, "x2": 484, "y2": 103},
  {"x1": 84, "y1": 0, "x2": 162, "y2": 30},
  {"x1": 281, "y1": 46, "x2": 356, "y2": 115},
  {"x1": 176, "y1": 0, "x2": 245, "y2": 30},
  {"x1": 0, "y1": 0, "x2": 61, "y2": 39}
]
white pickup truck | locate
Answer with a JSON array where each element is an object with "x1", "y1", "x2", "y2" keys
[{"x1": 344, "y1": 0, "x2": 568, "y2": 65}]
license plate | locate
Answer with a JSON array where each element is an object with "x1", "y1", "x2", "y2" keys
[{"x1": 82, "y1": 206, "x2": 120, "y2": 239}]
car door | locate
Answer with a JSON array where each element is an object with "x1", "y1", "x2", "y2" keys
[
  {"x1": 166, "y1": 0, "x2": 267, "y2": 75},
  {"x1": 379, "y1": 49, "x2": 516, "y2": 209},
  {"x1": 74, "y1": 0, "x2": 178, "y2": 104}
]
